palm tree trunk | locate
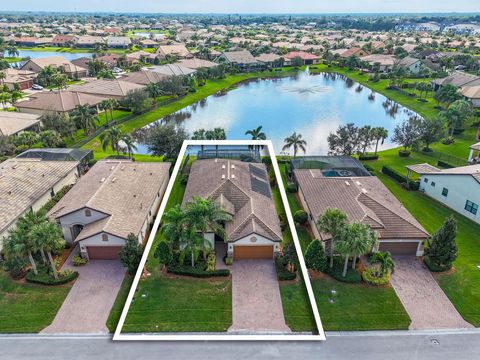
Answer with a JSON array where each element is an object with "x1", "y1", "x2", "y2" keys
[
  {"x1": 342, "y1": 253, "x2": 349, "y2": 277},
  {"x1": 40, "y1": 248, "x2": 48, "y2": 264},
  {"x1": 329, "y1": 241, "x2": 334, "y2": 268},
  {"x1": 191, "y1": 251, "x2": 195, "y2": 267},
  {"x1": 28, "y1": 251, "x2": 38, "y2": 275},
  {"x1": 110, "y1": 109, "x2": 114, "y2": 125},
  {"x1": 375, "y1": 139, "x2": 379, "y2": 155},
  {"x1": 352, "y1": 255, "x2": 357, "y2": 270},
  {"x1": 47, "y1": 251, "x2": 59, "y2": 280},
  {"x1": 104, "y1": 111, "x2": 109, "y2": 127}
]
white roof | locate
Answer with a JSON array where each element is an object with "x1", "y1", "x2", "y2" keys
[{"x1": 0, "y1": 112, "x2": 41, "y2": 136}]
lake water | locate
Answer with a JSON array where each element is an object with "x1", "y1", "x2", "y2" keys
[
  {"x1": 15, "y1": 50, "x2": 93, "y2": 64},
  {"x1": 134, "y1": 71, "x2": 419, "y2": 155}
]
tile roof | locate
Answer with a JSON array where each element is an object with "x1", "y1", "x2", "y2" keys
[
  {"x1": 49, "y1": 160, "x2": 170, "y2": 241},
  {"x1": 16, "y1": 91, "x2": 106, "y2": 112},
  {"x1": 148, "y1": 64, "x2": 196, "y2": 76},
  {"x1": 294, "y1": 170, "x2": 429, "y2": 240},
  {"x1": 0, "y1": 112, "x2": 40, "y2": 136},
  {"x1": 0, "y1": 159, "x2": 79, "y2": 234},
  {"x1": 183, "y1": 159, "x2": 282, "y2": 242},
  {"x1": 120, "y1": 70, "x2": 169, "y2": 85},
  {"x1": 220, "y1": 50, "x2": 258, "y2": 64},
  {"x1": 410, "y1": 163, "x2": 480, "y2": 184},
  {"x1": 68, "y1": 79, "x2": 144, "y2": 98}
]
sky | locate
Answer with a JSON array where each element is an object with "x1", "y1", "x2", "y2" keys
[{"x1": 1, "y1": 0, "x2": 478, "y2": 14}]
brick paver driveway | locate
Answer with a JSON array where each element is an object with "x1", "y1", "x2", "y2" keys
[
  {"x1": 42, "y1": 250, "x2": 126, "y2": 334},
  {"x1": 228, "y1": 259, "x2": 291, "y2": 333},
  {"x1": 390, "y1": 256, "x2": 473, "y2": 330}
]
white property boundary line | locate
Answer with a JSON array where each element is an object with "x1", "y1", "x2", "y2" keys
[{"x1": 113, "y1": 140, "x2": 325, "y2": 341}]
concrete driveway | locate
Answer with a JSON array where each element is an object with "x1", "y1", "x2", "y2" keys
[
  {"x1": 228, "y1": 259, "x2": 291, "y2": 333},
  {"x1": 390, "y1": 256, "x2": 473, "y2": 330},
  {"x1": 42, "y1": 250, "x2": 126, "y2": 334}
]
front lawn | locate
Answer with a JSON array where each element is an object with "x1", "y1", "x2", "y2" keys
[
  {"x1": 0, "y1": 270, "x2": 72, "y2": 333},
  {"x1": 364, "y1": 154, "x2": 480, "y2": 326},
  {"x1": 279, "y1": 280, "x2": 317, "y2": 332},
  {"x1": 122, "y1": 276, "x2": 232, "y2": 333},
  {"x1": 106, "y1": 276, "x2": 134, "y2": 333}
]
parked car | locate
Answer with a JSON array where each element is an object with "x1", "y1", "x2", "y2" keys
[
  {"x1": 32, "y1": 84, "x2": 44, "y2": 90},
  {"x1": 112, "y1": 67, "x2": 123, "y2": 74}
]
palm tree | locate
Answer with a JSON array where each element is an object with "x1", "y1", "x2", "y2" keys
[
  {"x1": 7, "y1": 45, "x2": 19, "y2": 57},
  {"x1": 99, "y1": 126, "x2": 123, "y2": 156},
  {"x1": 348, "y1": 222, "x2": 377, "y2": 270},
  {"x1": 245, "y1": 126, "x2": 266, "y2": 140},
  {"x1": 5, "y1": 227, "x2": 38, "y2": 275},
  {"x1": 121, "y1": 133, "x2": 137, "y2": 157},
  {"x1": 9, "y1": 90, "x2": 22, "y2": 106},
  {"x1": 161, "y1": 205, "x2": 187, "y2": 250},
  {"x1": 370, "y1": 251, "x2": 395, "y2": 275},
  {"x1": 282, "y1": 132, "x2": 307, "y2": 158},
  {"x1": 72, "y1": 104, "x2": 98, "y2": 135},
  {"x1": 372, "y1": 127, "x2": 388, "y2": 155},
  {"x1": 0, "y1": 71, "x2": 6, "y2": 86},
  {"x1": 99, "y1": 100, "x2": 110, "y2": 127},
  {"x1": 107, "y1": 99, "x2": 119, "y2": 125},
  {"x1": 192, "y1": 128, "x2": 207, "y2": 154},
  {"x1": 31, "y1": 221, "x2": 65, "y2": 280},
  {"x1": 317, "y1": 208, "x2": 348, "y2": 268},
  {"x1": 15, "y1": 131, "x2": 38, "y2": 147}
]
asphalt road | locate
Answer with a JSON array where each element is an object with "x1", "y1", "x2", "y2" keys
[{"x1": 2, "y1": 330, "x2": 480, "y2": 360}]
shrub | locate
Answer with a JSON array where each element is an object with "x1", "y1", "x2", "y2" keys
[
  {"x1": 325, "y1": 257, "x2": 362, "y2": 283},
  {"x1": 304, "y1": 239, "x2": 327, "y2": 272},
  {"x1": 72, "y1": 255, "x2": 88, "y2": 266},
  {"x1": 206, "y1": 252, "x2": 216, "y2": 271},
  {"x1": 293, "y1": 210, "x2": 308, "y2": 224},
  {"x1": 286, "y1": 182, "x2": 298, "y2": 193},
  {"x1": 284, "y1": 163, "x2": 293, "y2": 178},
  {"x1": 398, "y1": 149, "x2": 411, "y2": 157},
  {"x1": 167, "y1": 264, "x2": 230, "y2": 278},
  {"x1": 25, "y1": 267, "x2": 79, "y2": 285},
  {"x1": 40, "y1": 184, "x2": 74, "y2": 213},
  {"x1": 442, "y1": 136, "x2": 455, "y2": 145},
  {"x1": 3, "y1": 257, "x2": 28, "y2": 280},
  {"x1": 119, "y1": 233, "x2": 143, "y2": 275},
  {"x1": 381, "y1": 166, "x2": 419, "y2": 190},
  {"x1": 423, "y1": 216, "x2": 457, "y2": 272},
  {"x1": 424, "y1": 256, "x2": 451, "y2": 272},
  {"x1": 154, "y1": 241, "x2": 173, "y2": 267},
  {"x1": 274, "y1": 256, "x2": 296, "y2": 281},
  {"x1": 437, "y1": 160, "x2": 455, "y2": 169},
  {"x1": 362, "y1": 267, "x2": 390, "y2": 285},
  {"x1": 225, "y1": 256, "x2": 233, "y2": 266},
  {"x1": 278, "y1": 212, "x2": 288, "y2": 231},
  {"x1": 359, "y1": 154, "x2": 379, "y2": 161},
  {"x1": 180, "y1": 173, "x2": 189, "y2": 185},
  {"x1": 363, "y1": 164, "x2": 375, "y2": 174}
]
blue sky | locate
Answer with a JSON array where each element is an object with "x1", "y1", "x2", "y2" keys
[{"x1": 1, "y1": 0, "x2": 477, "y2": 14}]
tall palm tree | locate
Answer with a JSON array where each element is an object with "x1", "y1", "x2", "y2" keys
[
  {"x1": 282, "y1": 132, "x2": 307, "y2": 158},
  {"x1": 72, "y1": 104, "x2": 98, "y2": 135},
  {"x1": 99, "y1": 126, "x2": 123, "y2": 156},
  {"x1": 317, "y1": 208, "x2": 348, "y2": 268},
  {"x1": 0, "y1": 71, "x2": 6, "y2": 86},
  {"x1": 5, "y1": 227, "x2": 38, "y2": 275},
  {"x1": 7, "y1": 45, "x2": 19, "y2": 57},
  {"x1": 348, "y1": 222, "x2": 377, "y2": 270},
  {"x1": 161, "y1": 205, "x2": 187, "y2": 250},
  {"x1": 99, "y1": 100, "x2": 110, "y2": 127},
  {"x1": 31, "y1": 221, "x2": 65, "y2": 280},
  {"x1": 372, "y1": 127, "x2": 388, "y2": 155},
  {"x1": 121, "y1": 133, "x2": 137, "y2": 157},
  {"x1": 107, "y1": 99, "x2": 119, "y2": 125},
  {"x1": 245, "y1": 126, "x2": 266, "y2": 140},
  {"x1": 192, "y1": 128, "x2": 207, "y2": 154}
]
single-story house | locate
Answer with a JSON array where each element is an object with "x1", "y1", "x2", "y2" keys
[
  {"x1": 0, "y1": 111, "x2": 41, "y2": 136},
  {"x1": 284, "y1": 51, "x2": 320, "y2": 66},
  {"x1": 459, "y1": 86, "x2": 480, "y2": 107},
  {"x1": 182, "y1": 159, "x2": 283, "y2": 259},
  {"x1": 51, "y1": 34, "x2": 77, "y2": 47},
  {"x1": 431, "y1": 71, "x2": 480, "y2": 91},
  {"x1": 16, "y1": 148, "x2": 93, "y2": 174},
  {"x1": 294, "y1": 157, "x2": 429, "y2": 256},
  {"x1": 216, "y1": 50, "x2": 261, "y2": 71},
  {"x1": 106, "y1": 36, "x2": 132, "y2": 49},
  {"x1": 395, "y1": 56, "x2": 425, "y2": 74},
  {"x1": 255, "y1": 53, "x2": 284, "y2": 68},
  {"x1": 0, "y1": 158, "x2": 80, "y2": 250},
  {"x1": 2, "y1": 68, "x2": 36, "y2": 90},
  {"x1": 16, "y1": 91, "x2": 107, "y2": 115},
  {"x1": 156, "y1": 44, "x2": 193, "y2": 59},
  {"x1": 75, "y1": 35, "x2": 105, "y2": 48},
  {"x1": 360, "y1": 54, "x2": 396, "y2": 72},
  {"x1": 120, "y1": 70, "x2": 170, "y2": 85},
  {"x1": 48, "y1": 161, "x2": 170, "y2": 260},
  {"x1": 331, "y1": 47, "x2": 369, "y2": 58},
  {"x1": 148, "y1": 64, "x2": 196, "y2": 77},
  {"x1": 68, "y1": 79, "x2": 145, "y2": 99},
  {"x1": 20, "y1": 56, "x2": 88, "y2": 79},
  {"x1": 177, "y1": 58, "x2": 218, "y2": 70},
  {"x1": 407, "y1": 163, "x2": 480, "y2": 225}
]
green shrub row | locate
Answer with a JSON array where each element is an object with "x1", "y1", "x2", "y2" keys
[
  {"x1": 381, "y1": 166, "x2": 420, "y2": 191},
  {"x1": 362, "y1": 267, "x2": 390, "y2": 285},
  {"x1": 274, "y1": 256, "x2": 296, "y2": 281},
  {"x1": 423, "y1": 255, "x2": 451, "y2": 272},
  {"x1": 325, "y1": 258, "x2": 362, "y2": 283},
  {"x1": 362, "y1": 164, "x2": 375, "y2": 174},
  {"x1": 25, "y1": 268, "x2": 79, "y2": 285},
  {"x1": 286, "y1": 182, "x2": 298, "y2": 193},
  {"x1": 437, "y1": 160, "x2": 455, "y2": 169},
  {"x1": 167, "y1": 265, "x2": 230, "y2": 278},
  {"x1": 40, "y1": 184, "x2": 74, "y2": 213},
  {"x1": 359, "y1": 154, "x2": 379, "y2": 161}
]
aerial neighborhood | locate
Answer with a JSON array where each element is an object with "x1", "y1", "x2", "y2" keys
[{"x1": 0, "y1": 12, "x2": 479, "y2": 340}]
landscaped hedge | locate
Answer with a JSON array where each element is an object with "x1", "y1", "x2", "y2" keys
[
  {"x1": 25, "y1": 268, "x2": 79, "y2": 285},
  {"x1": 286, "y1": 182, "x2": 298, "y2": 193},
  {"x1": 359, "y1": 154, "x2": 379, "y2": 161},
  {"x1": 325, "y1": 258, "x2": 362, "y2": 283},
  {"x1": 437, "y1": 160, "x2": 455, "y2": 169},
  {"x1": 40, "y1": 184, "x2": 74, "y2": 213},
  {"x1": 363, "y1": 164, "x2": 375, "y2": 174},
  {"x1": 274, "y1": 257, "x2": 296, "y2": 281},
  {"x1": 167, "y1": 264, "x2": 230, "y2": 278},
  {"x1": 362, "y1": 267, "x2": 390, "y2": 286},
  {"x1": 423, "y1": 256, "x2": 451, "y2": 273},
  {"x1": 381, "y1": 166, "x2": 420, "y2": 191}
]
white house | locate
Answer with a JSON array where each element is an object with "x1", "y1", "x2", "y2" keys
[
  {"x1": 407, "y1": 163, "x2": 480, "y2": 224},
  {"x1": 48, "y1": 160, "x2": 170, "y2": 260}
]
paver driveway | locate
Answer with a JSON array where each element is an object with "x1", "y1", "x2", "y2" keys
[
  {"x1": 42, "y1": 250, "x2": 126, "y2": 334},
  {"x1": 390, "y1": 256, "x2": 473, "y2": 330},
  {"x1": 228, "y1": 259, "x2": 291, "y2": 333}
]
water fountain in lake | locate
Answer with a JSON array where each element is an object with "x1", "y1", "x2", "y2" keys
[{"x1": 281, "y1": 66, "x2": 331, "y2": 95}]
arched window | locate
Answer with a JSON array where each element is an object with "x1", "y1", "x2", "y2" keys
[{"x1": 102, "y1": 233, "x2": 108, "y2": 242}]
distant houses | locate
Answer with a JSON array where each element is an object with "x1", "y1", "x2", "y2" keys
[{"x1": 216, "y1": 50, "x2": 261, "y2": 72}]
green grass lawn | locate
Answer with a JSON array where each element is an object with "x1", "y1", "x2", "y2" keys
[
  {"x1": 364, "y1": 152, "x2": 480, "y2": 326},
  {"x1": 0, "y1": 271, "x2": 72, "y2": 333},
  {"x1": 106, "y1": 276, "x2": 134, "y2": 333},
  {"x1": 280, "y1": 280, "x2": 317, "y2": 332}
]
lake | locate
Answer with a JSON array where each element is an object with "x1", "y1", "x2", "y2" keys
[
  {"x1": 14, "y1": 50, "x2": 93, "y2": 64},
  {"x1": 134, "y1": 71, "x2": 419, "y2": 155}
]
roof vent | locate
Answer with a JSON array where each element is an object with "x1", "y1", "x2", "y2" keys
[
  {"x1": 100, "y1": 177, "x2": 106, "y2": 183},
  {"x1": 121, "y1": 166, "x2": 125, "y2": 171},
  {"x1": 231, "y1": 164, "x2": 235, "y2": 169},
  {"x1": 356, "y1": 181, "x2": 361, "y2": 186},
  {"x1": 110, "y1": 166, "x2": 115, "y2": 171},
  {"x1": 361, "y1": 188, "x2": 368, "y2": 194},
  {"x1": 221, "y1": 174, "x2": 225, "y2": 179},
  {"x1": 112, "y1": 177, "x2": 117, "y2": 183},
  {"x1": 222, "y1": 164, "x2": 226, "y2": 169},
  {"x1": 231, "y1": 174, "x2": 235, "y2": 179},
  {"x1": 345, "y1": 181, "x2": 350, "y2": 186}
]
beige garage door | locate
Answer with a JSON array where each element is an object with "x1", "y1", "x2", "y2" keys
[
  {"x1": 378, "y1": 242, "x2": 419, "y2": 255},
  {"x1": 234, "y1": 245, "x2": 273, "y2": 259},
  {"x1": 86, "y1": 246, "x2": 123, "y2": 260}
]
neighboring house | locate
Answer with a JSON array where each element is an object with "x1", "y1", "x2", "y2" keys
[
  {"x1": 395, "y1": 56, "x2": 425, "y2": 74},
  {"x1": 407, "y1": 163, "x2": 480, "y2": 225},
  {"x1": 459, "y1": 86, "x2": 480, "y2": 107},
  {"x1": 68, "y1": 79, "x2": 145, "y2": 99},
  {"x1": 331, "y1": 47, "x2": 369, "y2": 58},
  {"x1": 431, "y1": 71, "x2": 480, "y2": 91},
  {"x1": 360, "y1": 54, "x2": 396, "y2": 72},
  {"x1": 182, "y1": 159, "x2": 283, "y2": 259},
  {"x1": 156, "y1": 44, "x2": 193, "y2": 59},
  {"x1": 16, "y1": 91, "x2": 107, "y2": 115},
  {"x1": 293, "y1": 157, "x2": 429, "y2": 256},
  {"x1": 216, "y1": 50, "x2": 261, "y2": 71},
  {"x1": 71, "y1": 57, "x2": 92, "y2": 75},
  {"x1": 2, "y1": 68, "x2": 36, "y2": 90},
  {"x1": 20, "y1": 56, "x2": 87, "y2": 79},
  {"x1": 148, "y1": 64, "x2": 197, "y2": 77},
  {"x1": 255, "y1": 53, "x2": 284, "y2": 68},
  {"x1": 106, "y1": 36, "x2": 132, "y2": 49},
  {"x1": 48, "y1": 161, "x2": 170, "y2": 260},
  {"x1": 284, "y1": 51, "x2": 320, "y2": 66},
  {"x1": 468, "y1": 142, "x2": 480, "y2": 163},
  {"x1": 0, "y1": 111, "x2": 41, "y2": 136},
  {"x1": 16, "y1": 148, "x2": 93, "y2": 174},
  {"x1": 75, "y1": 35, "x2": 105, "y2": 48},
  {"x1": 51, "y1": 34, "x2": 77, "y2": 47},
  {"x1": 177, "y1": 58, "x2": 218, "y2": 70},
  {"x1": 120, "y1": 70, "x2": 169, "y2": 85},
  {"x1": 0, "y1": 158, "x2": 79, "y2": 250},
  {"x1": 14, "y1": 36, "x2": 53, "y2": 47}
]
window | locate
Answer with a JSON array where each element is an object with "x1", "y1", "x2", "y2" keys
[
  {"x1": 431, "y1": 181, "x2": 436, "y2": 187},
  {"x1": 424, "y1": 178, "x2": 428, "y2": 183},
  {"x1": 442, "y1": 188, "x2": 448, "y2": 197},
  {"x1": 102, "y1": 233, "x2": 109, "y2": 242},
  {"x1": 465, "y1": 201, "x2": 478, "y2": 215},
  {"x1": 85, "y1": 209, "x2": 91, "y2": 217}
]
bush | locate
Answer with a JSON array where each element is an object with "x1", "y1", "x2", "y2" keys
[
  {"x1": 442, "y1": 136, "x2": 455, "y2": 145},
  {"x1": 278, "y1": 212, "x2": 288, "y2": 231},
  {"x1": 363, "y1": 164, "x2": 375, "y2": 174},
  {"x1": 381, "y1": 166, "x2": 419, "y2": 191},
  {"x1": 25, "y1": 267, "x2": 79, "y2": 285},
  {"x1": 72, "y1": 255, "x2": 87, "y2": 266},
  {"x1": 398, "y1": 149, "x2": 411, "y2": 157},
  {"x1": 359, "y1": 154, "x2": 379, "y2": 161},
  {"x1": 423, "y1": 256, "x2": 451, "y2": 272},
  {"x1": 274, "y1": 256, "x2": 296, "y2": 281},
  {"x1": 206, "y1": 252, "x2": 216, "y2": 271},
  {"x1": 154, "y1": 240, "x2": 173, "y2": 266},
  {"x1": 286, "y1": 182, "x2": 298, "y2": 193},
  {"x1": 167, "y1": 264, "x2": 230, "y2": 278},
  {"x1": 362, "y1": 267, "x2": 390, "y2": 285},
  {"x1": 304, "y1": 239, "x2": 327, "y2": 272},
  {"x1": 2, "y1": 257, "x2": 28, "y2": 279},
  {"x1": 325, "y1": 258, "x2": 362, "y2": 283},
  {"x1": 40, "y1": 184, "x2": 74, "y2": 213},
  {"x1": 437, "y1": 160, "x2": 455, "y2": 169},
  {"x1": 293, "y1": 210, "x2": 308, "y2": 224},
  {"x1": 225, "y1": 256, "x2": 233, "y2": 266}
]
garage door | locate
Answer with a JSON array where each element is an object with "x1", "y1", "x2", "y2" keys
[
  {"x1": 86, "y1": 246, "x2": 123, "y2": 260},
  {"x1": 234, "y1": 245, "x2": 273, "y2": 259},
  {"x1": 378, "y1": 242, "x2": 419, "y2": 255}
]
